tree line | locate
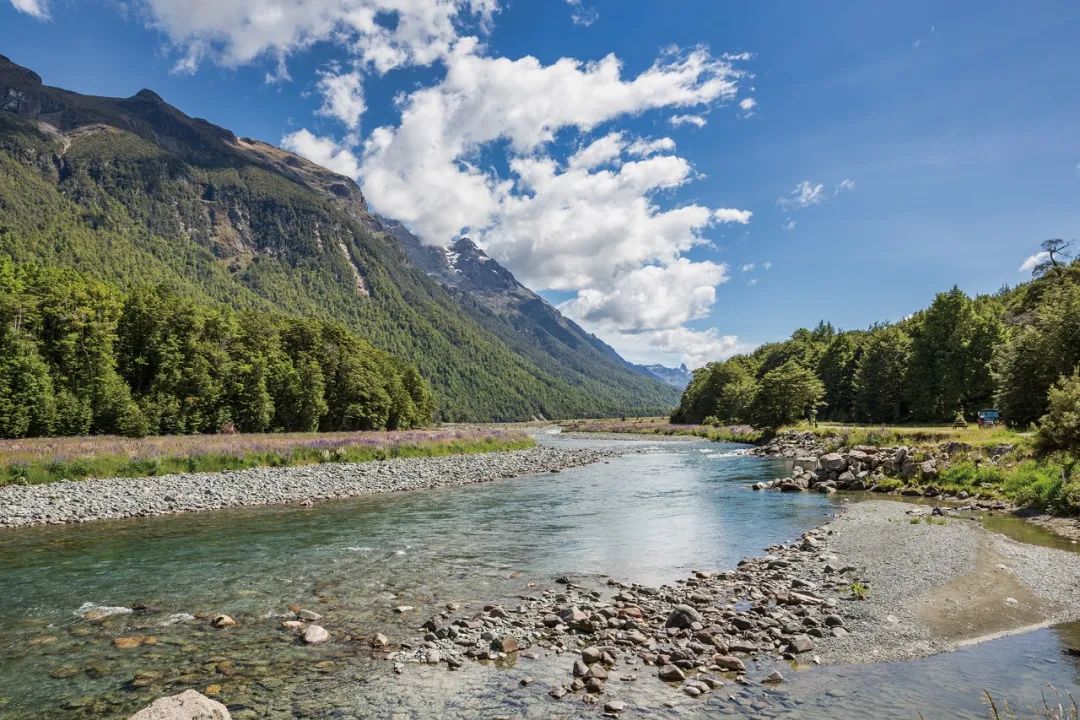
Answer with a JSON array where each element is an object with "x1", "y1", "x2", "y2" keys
[
  {"x1": 673, "y1": 243, "x2": 1080, "y2": 430},
  {"x1": 0, "y1": 258, "x2": 435, "y2": 438}
]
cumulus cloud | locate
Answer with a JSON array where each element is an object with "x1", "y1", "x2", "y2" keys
[
  {"x1": 132, "y1": 0, "x2": 498, "y2": 74},
  {"x1": 669, "y1": 113, "x2": 707, "y2": 128},
  {"x1": 137, "y1": 0, "x2": 752, "y2": 367},
  {"x1": 601, "y1": 326, "x2": 744, "y2": 369},
  {"x1": 741, "y1": 262, "x2": 755, "y2": 272},
  {"x1": 9, "y1": 0, "x2": 48, "y2": 18},
  {"x1": 738, "y1": 97, "x2": 756, "y2": 116},
  {"x1": 558, "y1": 259, "x2": 729, "y2": 332},
  {"x1": 1019, "y1": 251, "x2": 1050, "y2": 273},
  {"x1": 316, "y1": 68, "x2": 366, "y2": 129}
]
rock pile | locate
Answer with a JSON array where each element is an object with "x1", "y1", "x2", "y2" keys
[{"x1": 388, "y1": 525, "x2": 859, "y2": 708}]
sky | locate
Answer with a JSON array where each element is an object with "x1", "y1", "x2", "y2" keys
[{"x1": 2, "y1": 0, "x2": 1079, "y2": 369}]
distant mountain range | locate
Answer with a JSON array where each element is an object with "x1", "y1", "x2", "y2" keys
[
  {"x1": 638, "y1": 364, "x2": 693, "y2": 390},
  {"x1": 0, "y1": 54, "x2": 679, "y2": 421}
]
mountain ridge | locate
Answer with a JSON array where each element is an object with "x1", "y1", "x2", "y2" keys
[{"x1": 0, "y1": 54, "x2": 679, "y2": 421}]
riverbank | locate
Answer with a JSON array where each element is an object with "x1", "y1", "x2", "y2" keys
[
  {"x1": 380, "y1": 499, "x2": 1080, "y2": 710},
  {"x1": 0, "y1": 445, "x2": 620, "y2": 528},
  {"x1": 0, "y1": 427, "x2": 534, "y2": 486}
]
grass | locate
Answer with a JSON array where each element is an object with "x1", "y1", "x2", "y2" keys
[
  {"x1": 788, "y1": 421, "x2": 1033, "y2": 451},
  {"x1": 0, "y1": 428, "x2": 535, "y2": 486},
  {"x1": 982, "y1": 687, "x2": 1078, "y2": 720},
  {"x1": 850, "y1": 581, "x2": 870, "y2": 600},
  {"x1": 560, "y1": 417, "x2": 765, "y2": 444}
]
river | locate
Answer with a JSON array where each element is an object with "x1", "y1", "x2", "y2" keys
[{"x1": 0, "y1": 433, "x2": 1077, "y2": 718}]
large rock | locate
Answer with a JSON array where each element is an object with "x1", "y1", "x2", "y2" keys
[
  {"x1": 127, "y1": 690, "x2": 230, "y2": 720},
  {"x1": 819, "y1": 453, "x2": 846, "y2": 472},
  {"x1": 664, "y1": 604, "x2": 703, "y2": 629}
]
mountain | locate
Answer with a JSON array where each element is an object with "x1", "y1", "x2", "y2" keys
[
  {"x1": 639, "y1": 364, "x2": 692, "y2": 390},
  {"x1": 380, "y1": 217, "x2": 674, "y2": 398},
  {"x1": 0, "y1": 54, "x2": 679, "y2": 421}
]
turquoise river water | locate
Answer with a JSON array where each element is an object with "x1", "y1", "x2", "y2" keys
[{"x1": 0, "y1": 433, "x2": 1077, "y2": 719}]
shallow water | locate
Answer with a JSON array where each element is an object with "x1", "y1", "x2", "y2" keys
[{"x1": 0, "y1": 434, "x2": 1076, "y2": 719}]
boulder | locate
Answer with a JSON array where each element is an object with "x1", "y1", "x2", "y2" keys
[
  {"x1": 127, "y1": 690, "x2": 230, "y2": 720},
  {"x1": 787, "y1": 634, "x2": 814, "y2": 653},
  {"x1": 665, "y1": 604, "x2": 703, "y2": 629},
  {"x1": 794, "y1": 456, "x2": 820, "y2": 471},
  {"x1": 210, "y1": 615, "x2": 235, "y2": 629},
  {"x1": 658, "y1": 664, "x2": 686, "y2": 682},
  {"x1": 819, "y1": 453, "x2": 846, "y2": 472},
  {"x1": 712, "y1": 655, "x2": 745, "y2": 672}
]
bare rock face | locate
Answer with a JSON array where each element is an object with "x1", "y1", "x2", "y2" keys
[{"x1": 127, "y1": 690, "x2": 230, "y2": 720}]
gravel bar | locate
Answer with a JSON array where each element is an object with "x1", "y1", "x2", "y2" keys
[
  {"x1": 0, "y1": 446, "x2": 621, "y2": 529},
  {"x1": 814, "y1": 500, "x2": 1080, "y2": 664}
]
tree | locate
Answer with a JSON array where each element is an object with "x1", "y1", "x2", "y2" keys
[
  {"x1": 670, "y1": 358, "x2": 757, "y2": 424},
  {"x1": 996, "y1": 281, "x2": 1080, "y2": 426},
  {"x1": 905, "y1": 287, "x2": 1003, "y2": 421},
  {"x1": 748, "y1": 360, "x2": 824, "y2": 429},
  {"x1": 1036, "y1": 370, "x2": 1080, "y2": 454},
  {"x1": 1030, "y1": 239, "x2": 1074, "y2": 277},
  {"x1": 0, "y1": 336, "x2": 56, "y2": 438},
  {"x1": 817, "y1": 333, "x2": 862, "y2": 421},
  {"x1": 853, "y1": 325, "x2": 912, "y2": 422}
]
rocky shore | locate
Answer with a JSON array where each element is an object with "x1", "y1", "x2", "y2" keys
[
  {"x1": 749, "y1": 431, "x2": 1012, "y2": 504},
  {"x1": 388, "y1": 520, "x2": 852, "y2": 709},
  {"x1": 0, "y1": 446, "x2": 621, "y2": 528},
  {"x1": 377, "y1": 500, "x2": 1080, "y2": 714}
]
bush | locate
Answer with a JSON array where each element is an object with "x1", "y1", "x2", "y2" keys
[{"x1": 1037, "y1": 369, "x2": 1080, "y2": 453}]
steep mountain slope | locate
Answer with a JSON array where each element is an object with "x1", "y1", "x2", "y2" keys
[
  {"x1": 0, "y1": 54, "x2": 678, "y2": 421},
  {"x1": 379, "y1": 217, "x2": 677, "y2": 403}
]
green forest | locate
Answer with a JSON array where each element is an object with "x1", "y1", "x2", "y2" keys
[
  {"x1": 673, "y1": 246, "x2": 1080, "y2": 431},
  {"x1": 0, "y1": 258, "x2": 434, "y2": 438}
]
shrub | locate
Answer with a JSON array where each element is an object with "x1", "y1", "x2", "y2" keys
[{"x1": 1037, "y1": 370, "x2": 1080, "y2": 453}]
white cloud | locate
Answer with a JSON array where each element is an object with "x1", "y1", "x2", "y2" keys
[
  {"x1": 565, "y1": 0, "x2": 598, "y2": 26},
  {"x1": 568, "y1": 132, "x2": 625, "y2": 169},
  {"x1": 713, "y1": 208, "x2": 752, "y2": 224},
  {"x1": 9, "y1": 0, "x2": 48, "y2": 18},
  {"x1": 602, "y1": 326, "x2": 745, "y2": 369},
  {"x1": 281, "y1": 129, "x2": 361, "y2": 177},
  {"x1": 763, "y1": 260, "x2": 772, "y2": 270},
  {"x1": 558, "y1": 259, "x2": 729, "y2": 332},
  {"x1": 747, "y1": 277, "x2": 759, "y2": 286},
  {"x1": 778, "y1": 180, "x2": 826, "y2": 210},
  {"x1": 778, "y1": 178, "x2": 855, "y2": 210},
  {"x1": 669, "y1": 113, "x2": 707, "y2": 128},
  {"x1": 740, "y1": 262, "x2": 755, "y2": 272},
  {"x1": 160, "y1": 3, "x2": 756, "y2": 366},
  {"x1": 626, "y1": 136, "x2": 676, "y2": 157},
  {"x1": 316, "y1": 68, "x2": 366, "y2": 128},
  {"x1": 738, "y1": 97, "x2": 756, "y2": 115},
  {"x1": 1019, "y1": 251, "x2": 1050, "y2": 273},
  {"x1": 835, "y1": 178, "x2": 856, "y2": 194},
  {"x1": 782, "y1": 218, "x2": 796, "y2": 230},
  {"x1": 131, "y1": 0, "x2": 499, "y2": 74}
]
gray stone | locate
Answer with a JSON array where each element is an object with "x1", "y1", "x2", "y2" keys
[{"x1": 127, "y1": 690, "x2": 230, "y2": 720}]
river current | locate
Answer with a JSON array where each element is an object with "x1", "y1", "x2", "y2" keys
[{"x1": 0, "y1": 433, "x2": 1077, "y2": 719}]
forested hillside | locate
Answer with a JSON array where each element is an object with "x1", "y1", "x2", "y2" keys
[
  {"x1": 673, "y1": 253, "x2": 1080, "y2": 429},
  {"x1": 0, "y1": 259, "x2": 434, "y2": 438},
  {"x1": 0, "y1": 54, "x2": 677, "y2": 424}
]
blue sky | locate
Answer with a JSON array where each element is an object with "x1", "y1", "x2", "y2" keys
[{"x1": 3, "y1": 0, "x2": 1078, "y2": 367}]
